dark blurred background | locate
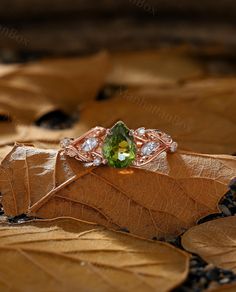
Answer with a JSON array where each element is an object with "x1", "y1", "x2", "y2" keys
[{"x1": 0, "y1": 0, "x2": 236, "y2": 59}]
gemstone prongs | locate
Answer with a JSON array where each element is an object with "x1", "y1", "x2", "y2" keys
[{"x1": 60, "y1": 121, "x2": 177, "y2": 168}]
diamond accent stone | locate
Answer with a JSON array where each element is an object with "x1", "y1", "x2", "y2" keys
[
  {"x1": 141, "y1": 141, "x2": 159, "y2": 156},
  {"x1": 82, "y1": 137, "x2": 98, "y2": 152},
  {"x1": 93, "y1": 157, "x2": 102, "y2": 166},
  {"x1": 136, "y1": 127, "x2": 146, "y2": 136},
  {"x1": 170, "y1": 142, "x2": 178, "y2": 153},
  {"x1": 60, "y1": 137, "x2": 72, "y2": 148},
  {"x1": 83, "y1": 157, "x2": 102, "y2": 167},
  {"x1": 84, "y1": 162, "x2": 93, "y2": 167}
]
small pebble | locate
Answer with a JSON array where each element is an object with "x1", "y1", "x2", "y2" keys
[
  {"x1": 229, "y1": 178, "x2": 236, "y2": 191},
  {"x1": 199, "y1": 277, "x2": 207, "y2": 286},
  {"x1": 219, "y1": 204, "x2": 232, "y2": 216},
  {"x1": 219, "y1": 278, "x2": 231, "y2": 284},
  {"x1": 191, "y1": 260, "x2": 199, "y2": 267},
  {"x1": 229, "y1": 206, "x2": 236, "y2": 213},
  {"x1": 206, "y1": 268, "x2": 220, "y2": 281}
]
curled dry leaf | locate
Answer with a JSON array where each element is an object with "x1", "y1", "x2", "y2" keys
[
  {"x1": 182, "y1": 216, "x2": 236, "y2": 273},
  {"x1": 81, "y1": 78, "x2": 236, "y2": 154},
  {"x1": 0, "y1": 80, "x2": 55, "y2": 123},
  {"x1": 0, "y1": 62, "x2": 235, "y2": 154},
  {"x1": 1, "y1": 145, "x2": 235, "y2": 240},
  {"x1": 0, "y1": 51, "x2": 110, "y2": 123},
  {"x1": 0, "y1": 217, "x2": 189, "y2": 292}
]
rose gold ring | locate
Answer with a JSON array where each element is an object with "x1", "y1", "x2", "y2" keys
[{"x1": 60, "y1": 121, "x2": 177, "y2": 168}]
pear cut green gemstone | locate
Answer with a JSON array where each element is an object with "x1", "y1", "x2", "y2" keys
[{"x1": 102, "y1": 121, "x2": 136, "y2": 168}]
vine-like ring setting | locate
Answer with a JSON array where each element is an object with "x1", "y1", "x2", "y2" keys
[{"x1": 60, "y1": 121, "x2": 177, "y2": 168}]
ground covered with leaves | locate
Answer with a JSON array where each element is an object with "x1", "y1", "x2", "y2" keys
[{"x1": 0, "y1": 47, "x2": 236, "y2": 292}]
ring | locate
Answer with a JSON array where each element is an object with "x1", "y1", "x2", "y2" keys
[{"x1": 60, "y1": 121, "x2": 178, "y2": 168}]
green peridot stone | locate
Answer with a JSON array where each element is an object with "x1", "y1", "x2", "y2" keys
[{"x1": 102, "y1": 121, "x2": 136, "y2": 168}]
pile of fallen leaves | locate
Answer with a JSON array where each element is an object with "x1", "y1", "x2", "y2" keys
[{"x1": 0, "y1": 47, "x2": 236, "y2": 292}]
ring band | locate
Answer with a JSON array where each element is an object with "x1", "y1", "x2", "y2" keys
[{"x1": 60, "y1": 121, "x2": 177, "y2": 168}]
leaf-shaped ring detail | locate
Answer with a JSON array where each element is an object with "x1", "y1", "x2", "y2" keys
[{"x1": 60, "y1": 121, "x2": 177, "y2": 168}]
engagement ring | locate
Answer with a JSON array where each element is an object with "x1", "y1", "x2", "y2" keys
[{"x1": 60, "y1": 121, "x2": 177, "y2": 168}]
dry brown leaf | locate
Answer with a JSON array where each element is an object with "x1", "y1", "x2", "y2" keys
[
  {"x1": 0, "y1": 122, "x2": 89, "y2": 147},
  {"x1": 1, "y1": 144, "x2": 235, "y2": 240},
  {"x1": 208, "y1": 284, "x2": 236, "y2": 292},
  {"x1": 80, "y1": 79, "x2": 236, "y2": 154},
  {"x1": 0, "y1": 64, "x2": 20, "y2": 78},
  {"x1": 0, "y1": 81, "x2": 55, "y2": 123},
  {"x1": 0, "y1": 74, "x2": 235, "y2": 154},
  {"x1": 0, "y1": 51, "x2": 110, "y2": 123},
  {"x1": 0, "y1": 217, "x2": 189, "y2": 292},
  {"x1": 108, "y1": 49, "x2": 205, "y2": 86},
  {"x1": 0, "y1": 145, "x2": 12, "y2": 162},
  {"x1": 182, "y1": 216, "x2": 236, "y2": 273}
]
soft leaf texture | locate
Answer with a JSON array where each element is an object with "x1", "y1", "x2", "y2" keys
[
  {"x1": 0, "y1": 122, "x2": 89, "y2": 147},
  {"x1": 0, "y1": 51, "x2": 110, "y2": 123},
  {"x1": 182, "y1": 216, "x2": 236, "y2": 273},
  {"x1": 0, "y1": 59, "x2": 235, "y2": 154},
  {"x1": 0, "y1": 217, "x2": 189, "y2": 292},
  {"x1": 1, "y1": 144, "x2": 235, "y2": 239},
  {"x1": 81, "y1": 79, "x2": 236, "y2": 154},
  {"x1": 108, "y1": 49, "x2": 204, "y2": 86},
  {"x1": 0, "y1": 145, "x2": 12, "y2": 162},
  {"x1": 208, "y1": 284, "x2": 236, "y2": 292}
]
